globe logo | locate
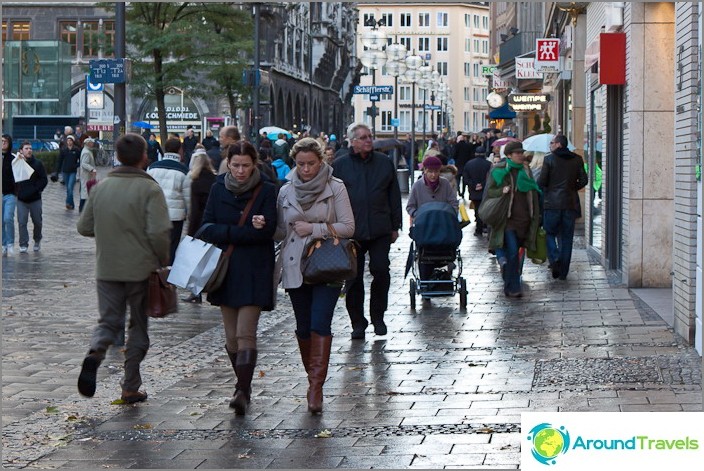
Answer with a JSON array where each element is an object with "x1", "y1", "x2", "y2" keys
[{"x1": 526, "y1": 423, "x2": 571, "y2": 465}]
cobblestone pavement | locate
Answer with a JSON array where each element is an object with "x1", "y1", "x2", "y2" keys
[{"x1": 2, "y1": 168, "x2": 702, "y2": 469}]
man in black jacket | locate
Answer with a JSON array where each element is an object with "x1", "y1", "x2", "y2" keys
[
  {"x1": 15, "y1": 141, "x2": 48, "y2": 253},
  {"x1": 332, "y1": 123, "x2": 402, "y2": 339},
  {"x1": 538, "y1": 134, "x2": 588, "y2": 280},
  {"x1": 463, "y1": 153, "x2": 492, "y2": 236}
]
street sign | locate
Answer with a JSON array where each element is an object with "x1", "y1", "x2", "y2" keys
[
  {"x1": 89, "y1": 59, "x2": 127, "y2": 84},
  {"x1": 85, "y1": 74, "x2": 104, "y2": 92},
  {"x1": 482, "y1": 65, "x2": 497, "y2": 76},
  {"x1": 424, "y1": 104, "x2": 441, "y2": 110},
  {"x1": 391, "y1": 118, "x2": 400, "y2": 127},
  {"x1": 370, "y1": 93, "x2": 380, "y2": 102},
  {"x1": 354, "y1": 85, "x2": 393, "y2": 95}
]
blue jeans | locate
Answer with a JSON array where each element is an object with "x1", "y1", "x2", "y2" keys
[
  {"x1": 287, "y1": 283, "x2": 342, "y2": 337},
  {"x1": 64, "y1": 172, "x2": 77, "y2": 207},
  {"x1": 503, "y1": 230, "x2": 523, "y2": 294},
  {"x1": 2, "y1": 194, "x2": 16, "y2": 246},
  {"x1": 543, "y1": 209, "x2": 577, "y2": 278}
]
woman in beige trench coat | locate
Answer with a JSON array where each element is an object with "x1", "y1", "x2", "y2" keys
[{"x1": 274, "y1": 137, "x2": 355, "y2": 414}]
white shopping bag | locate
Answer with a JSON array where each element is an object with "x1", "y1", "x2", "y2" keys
[
  {"x1": 12, "y1": 156, "x2": 35, "y2": 183},
  {"x1": 167, "y1": 236, "x2": 222, "y2": 295}
]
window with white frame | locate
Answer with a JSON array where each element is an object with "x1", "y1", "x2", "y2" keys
[
  {"x1": 464, "y1": 112, "x2": 472, "y2": 132},
  {"x1": 417, "y1": 110, "x2": 429, "y2": 132},
  {"x1": 436, "y1": 12, "x2": 448, "y2": 27},
  {"x1": 381, "y1": 13, "x2": 393, "y2": 27},
  {"x1": 474, "y1": 39, "x2": 480, "y2": 53},
  {"x1": 473, "y1": 14, "x2": 480, "y2": 28},
  {"x1": 380, "y1": 93, "x2": 392, "y2": 101},
  {"x1": 399, "y1": 110, "x2": 411, "y2": 132},
  {"x1": 418, "y1": 37, "x2": 430, "y2": 52},
  {"x1": 436, "y1": 62, "x2": 448, "y2": 76},
  {"x1": 363, "y1": 14, "x2": 374, "y2": 26},
  {"x1": 464, "y1": 62, "x2": 471, "y2": 77},
  {"x1": 437, "y1": 37, "x2": 448, "y2": 52},
  {"x1": 400, "y1": 13, "x2": 411, "y2": 27},
  {"x1": 381, "y1": 111, "x2": 393, "y2": 132},
  {"x1": 464, "y1": 14, "x2": 471, "y2": 28},
  {"x1": 482, "y1": 88, "x2": 488, "y2": 101},
  {"x1": 464, "y1": 87, "x2": 471, "y2": 101},
  {"x1": 473, "y1": 63, "x2": 480, "y2": 77},
  {"x1": 400, "y1": 36, "x2": 412, "y2": 50},
  {"x1": 399, "y1": 85, "x2": 412, "y2": 101},
  {"x1": 418, "y1": 12, "x2": 430, "y2": 28},
  {"x1": 482, "y1": 16, "x2": 489, "y2": 29},
  {"x1": 418, "y1": 88, "x2": 429, "y2": 101},
  {"x1": 482, "y1": 40, "x2": 489, "y2": 54},
  {"x1": 473, "y1": 88, "x2": 480, "y2": 101},
  {"x1": 465, "y1": 38, "x2": 471, "y2": 53}
]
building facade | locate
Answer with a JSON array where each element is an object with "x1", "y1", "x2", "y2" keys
[
  {"x1": 499, "y1": 2, "x2": 702, "y2": 354},
  {"x1": 2, "y1": 2, "x2": 359, "y2": 141},
  {"x1": 353, "y1": 2, "x2": 491, "y2": 140}
]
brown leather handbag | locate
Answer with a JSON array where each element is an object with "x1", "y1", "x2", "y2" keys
[{"x1": 147, "y1": 267, "x2": 178, "y2": 318}]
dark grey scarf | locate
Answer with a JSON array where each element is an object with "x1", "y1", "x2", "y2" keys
[{"x1": 224, "y1": 167, "x2": 261, "y2": 196}]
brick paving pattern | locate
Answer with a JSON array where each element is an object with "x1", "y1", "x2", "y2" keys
[{"x1": 2, "y1": 167, "x2": 701, "y2": 469}]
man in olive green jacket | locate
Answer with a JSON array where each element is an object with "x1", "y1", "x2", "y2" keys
[{"x1": 77, "y1": 133, "x2": 171, "y2": 403}]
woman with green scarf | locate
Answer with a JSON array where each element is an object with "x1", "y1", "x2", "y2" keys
[{"x1": 483, "y1": 141, "x2": 541, "y2": 297}]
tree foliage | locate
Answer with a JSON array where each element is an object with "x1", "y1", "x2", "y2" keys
[{"x1": 121, "y1": 2, "x2": 253, "y2": 142}]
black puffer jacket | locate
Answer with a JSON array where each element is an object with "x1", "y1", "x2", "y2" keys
[
  {"x1": 332, "y1": 150, "x2": 402, "y2": 240},
  {"x1": 16, "y1": 157, "x2": 48, "y2": 203},
  {"x1": 538, "y1": 147, "x2": 588, "y2": 212}
]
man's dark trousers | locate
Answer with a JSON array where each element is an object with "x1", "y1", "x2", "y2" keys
[
  {"x1": 346, "y1": 235, "x2": 392, "y2": 331},
  {"x1": 543, "y1": 209, "x2": 577, "y2": 279}
]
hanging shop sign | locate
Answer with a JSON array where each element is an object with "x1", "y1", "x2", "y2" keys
[
  {"x1": 534, "y1": 38, "x2": 561, "y2": 73},
  {"x1": 508, "y1": 93, "x2": 550, "y2": 112},
  {"x1": 515, "y1": 58, "x2": 543, "y2": 80},
  {"x1": 492, "y1": 68, "x2": 511, "y2": 89}
]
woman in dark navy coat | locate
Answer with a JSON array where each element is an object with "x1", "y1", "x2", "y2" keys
[{"x1": 199, "y1": 141, "x2": 277, "y2": 415}]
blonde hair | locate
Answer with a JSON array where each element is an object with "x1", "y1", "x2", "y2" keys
[
  {"x1": 189, "y1": 152, "x2": 215, "y2": 179},
  {"x1": 529, "y1": 151, "x2": 545, "y2": 171}
]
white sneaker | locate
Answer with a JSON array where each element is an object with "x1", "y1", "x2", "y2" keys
[
  {"x1": 7, "y1": 245, "x2": 14, "y2": 255},
  {"x1": 1, "y1": 246, "x2": 6, "y2": 256},
  {"x1": 33, "y1": 242, "x2": 40, "y2": 252},
  {"x1": 19, "y1": 246, "x2": 28, "y2": 254}
]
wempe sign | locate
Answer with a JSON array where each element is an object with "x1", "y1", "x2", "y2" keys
[{"x1": 508, "y1": 93, "x2": 550, "y2": 112}]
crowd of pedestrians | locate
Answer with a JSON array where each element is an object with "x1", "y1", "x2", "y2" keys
[{"x1": 1, "y1": 120, "x2": 588, "y2": 415}]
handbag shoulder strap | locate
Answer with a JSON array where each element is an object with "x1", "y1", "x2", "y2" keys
[
  {"x1": 238, "y1": 183, "x2": 263, "y2": 226},
  {"x1": 326, "y1": 222, "x2": 338, "y2": 239}
]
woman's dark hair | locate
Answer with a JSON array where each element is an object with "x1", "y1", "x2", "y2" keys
[
  {"x1": 116, "y1": 133, "x2": 147, "y2": 166},
  {"x1": 227, "y1": 141, "x2": 258, "y2": 163}
]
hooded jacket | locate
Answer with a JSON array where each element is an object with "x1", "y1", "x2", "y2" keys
[
  {"x1": 147, "y1": 152, "x2": 191, "y2": 221},
  {"x1": 538, "y1": 147, "x2": 588, "y2": 213}
]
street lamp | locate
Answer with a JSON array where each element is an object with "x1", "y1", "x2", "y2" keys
[
  {"x1": 402, "y1": 52, "x2": 423, "y2": 189},
  {"x1": 359, "y1": 16, "x2": 387, "y2": 139},
  {"x1": 418, "y1": 64, "x2": 432, "y2": 149},
  {"x1": 385, "y1": 39, "x2": 407, "y2": 167},
  {"x1": 429, "y1": 69, "x2": 439, "y2": 134}
]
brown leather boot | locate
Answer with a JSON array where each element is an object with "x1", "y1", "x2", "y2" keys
[
  {"x1": 232, "y1": 349, "x2": 257, "y2": 415},
  {"x1": 297, "y1": 335, "x2": 312, "y2": 375},
  {"x1": 307, "y1": 333, "x2": 332, "y2": 414},
  {"x1": 225, "y1": 347, "x2": 238, "y2": 409}
]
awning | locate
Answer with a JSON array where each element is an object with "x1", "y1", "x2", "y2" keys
[{"x1": 489, "y1": 103, "x2": 517, "y2": 119}]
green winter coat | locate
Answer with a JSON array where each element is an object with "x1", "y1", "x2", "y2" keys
[
  {"x1": 485, "y1": 160, "x2": 541, "y2": 251},
  {"x1": 77, "y1": 166, "x2": 171, "y2": 281}
]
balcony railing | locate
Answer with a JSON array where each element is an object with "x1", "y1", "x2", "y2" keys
[{"x1": 499, "y1": 31, "x2": 541, "y2": 67}]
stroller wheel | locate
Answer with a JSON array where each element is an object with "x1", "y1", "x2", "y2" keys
[
  {"x1": 410, "y1": 279, "x2": 416, "y2": 310},
  {"x1": 459, "y1": 278, "x2": 467, "y2": 310}
]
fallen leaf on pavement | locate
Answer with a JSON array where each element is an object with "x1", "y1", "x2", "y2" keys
[
  {"x1": 133, "y1": 423, "x2": 152, "y2": 430},
  {"x1": 258, "y1": 371, "x2": 265, "y2": 377},
  {"x1": 110, "y1": 399, "x2": 126, "y2": 405},
  {"x1": 45, "y1": 406, "x2": 59, "y2": 414},
  {"x1": 315, "y1": 429, "x2": 332, "y2": 438}
]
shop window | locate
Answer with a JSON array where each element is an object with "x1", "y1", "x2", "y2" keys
[{"x1": 59, "y1": 21, "x2": 78, "y2": 56}]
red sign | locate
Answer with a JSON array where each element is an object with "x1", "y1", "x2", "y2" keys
[
  {"x1": 87, "y1": 124, "x2": 113, "y2": 131},
  {"x1": 535, "y1": 38, "x2": 560, "y2": 73}
]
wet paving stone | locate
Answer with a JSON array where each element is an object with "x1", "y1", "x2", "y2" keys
[{"x1": 2, "y1": 169, "x2": 702, "y2": 469}]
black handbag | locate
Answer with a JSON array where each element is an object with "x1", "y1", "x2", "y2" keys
[{"x1": 301, "y1": 223, "x2": 359, "y2": 285}]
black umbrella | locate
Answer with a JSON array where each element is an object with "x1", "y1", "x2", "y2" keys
[{"x1": 373, "y1": 138, "x2": 404, "y2": 152}]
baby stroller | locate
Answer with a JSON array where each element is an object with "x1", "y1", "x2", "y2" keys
[{"x1": 406, "y1": 202, "x2": 468, "y2": 310}]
